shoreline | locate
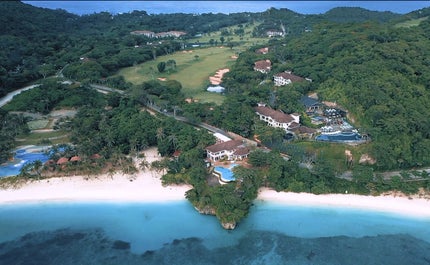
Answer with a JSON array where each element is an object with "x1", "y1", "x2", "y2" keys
[
  {"x1": 0, "y1": 174, "x2": 192, "y2": 205},
  {"x1": 0, "y1": 147, "x2": 192, "y2": 205},
  {"x1": 1, "y1": 148, "x2": 430, "y2": 219},
  {"x1": 257, "y1": 188, "x2": 430, "y2": 219},
  {"x1": 1, "y1": 178, "x2": 430, "y2": 220}
]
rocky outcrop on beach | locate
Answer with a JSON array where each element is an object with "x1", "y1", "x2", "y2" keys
[
  {"x1": 194, "y1": 205, "x2": 216, "y2": 215},
  {"x1": 194, "y1": 205, "x2": 236, "y2": 230},
  {"x1": 221, "y1": 221, "x2": 236, "y2": 230}
]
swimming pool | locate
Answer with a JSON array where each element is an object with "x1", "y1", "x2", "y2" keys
[
  {"x1": 316, "y1": 132, "x2": 362, "y2": 142},
  {"x1": 214, "y1": 164, "x2": 237, "y2": 183},
  {"x1": 0, "y1": 147, "x2": 50, "y2": 177}
]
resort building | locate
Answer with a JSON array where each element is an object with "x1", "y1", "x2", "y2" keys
[
  {"x1": 255, "y1": 104, "x2": 300, "y2": 131},
  {"x1": 130, "y1": 30, "x2": 186, "y2": 38},
  {"x1": 273, "y1": 71, "x2": 305, "y2": 86},
  {"x1": 155, "y1": 31, "x2": 187, "y2": 38},
  {"x1": 300, "y1": 96, "x2": 322, "y2": 113},
  {"x1": 205, "y1": 140, "x2": 250, "y2": 161},
  {"x1": 266, "y1": 30, "x2": 284, "y2": 37},
  {"x1": 291, "y1": 126, "x2": 317, "y2": 140},
  {"x1": 254, "y1": 60, "x2": 272, "y2": 74},
  {"x1": 130, "y1": 30, "x2": 156, "y2": 38}
]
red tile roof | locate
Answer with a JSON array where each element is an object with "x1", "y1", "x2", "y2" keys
[
  {"x1": 57, "y1": 157, "x2": 69, "y2": 165},
  {"x1": 255, "y1": 106, "x2": 294, "y2": 123},
  {"x1": 233, "y1": 147, "x2": 250, "y2": 156},
  {"x1": 70, "y1": 156, "x2": 81, "y2": 162},
  {"x1": 206, "y1": 140, "x2": 243, "y2": 153},
  {"x1": 292, "y1": 126, "x2": 317, "y2": 134},
  {"x1": 274, "y1": 72, "x2": 305, "y2": 82},
  {"x1": 254, "y1": 60, "x2": 271, "y2": 71}
]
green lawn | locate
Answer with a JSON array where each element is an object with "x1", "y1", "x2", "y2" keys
[
  {"x1": 296, "y1": 140, "x2": 373, "y2": 173},
  {"x1": 118, "y1": 46, "x2": 238, "y2": 104},
  {"x1": 117, "y1": 22, "x2": 269, "y2": 104},
  {"x1": 395, "y1": 17, "x2": 428, "y2": 28},
  {"x1": 16, "y1": 130, "x2": 70, "y2": 146},
  {"x1": 27, "y1": 119, "x2": 50, "y2": 130},
  {"x1": 190, "y1": 23, "x2": 266, "y2": 48}
]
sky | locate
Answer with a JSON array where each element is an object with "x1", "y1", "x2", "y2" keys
[{"x1": 22, "y1": 1, "x2": 430, "y2": 16}]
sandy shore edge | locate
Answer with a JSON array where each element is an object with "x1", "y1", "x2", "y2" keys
[
  {"x1": 1, "y1": 147, "x2": 430, "y2": 219},
  {"x1": 0, "y1": 148, "x2": 192, "y2": 205},
  {"x1": 257, "y1": 188, "x2": 430, "y2": 219}
]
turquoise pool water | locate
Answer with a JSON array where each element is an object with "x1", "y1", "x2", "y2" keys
[
  {"x1": 0, "y1": 148, "x2": 50, "y2": 177},
  {"x1": 214, "y1": 164, "x2": 237, "y2": 182},
  {"x1": 316, "y1": 132, "x2": 362, "y2": 142}
]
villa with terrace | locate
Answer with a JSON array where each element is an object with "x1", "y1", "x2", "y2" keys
[
  {"x1": 273, "y1": 71, "x2": 305, "y2": 86},
  {"x1": 205, "y1": 140, "x2": 250, "y2": 161},
  {"x1": 255, "y1": 103, "x2": 300, "y2": 132},
  {"x1": 254, "y1": 60, "x2": 272, "y2": 74}
]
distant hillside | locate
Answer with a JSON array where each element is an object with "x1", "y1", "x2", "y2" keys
[
  {"x1": 0, "y1": 1, "x2": 253, "y2": 96},
  {"x1": 0, "y1": 1, "x2": 78, "y2": 36},
  {"x1": 393, "y1": 7, "x2": 430, "y2": 28},
  {"x1": 252, "y1": 6, "x2": 401, "y2": 37},
  {"x1": 0, "y1": 1, "x2": 421, "y2": 98},
  {"x1": 323, "y1": 7, "x2": 400, "y2": 23}
]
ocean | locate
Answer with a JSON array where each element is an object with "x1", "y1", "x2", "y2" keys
[
  {"x1": 22, "y1": 1, "x2": 430, "y2": 16},
  {"x1": 1, "y1": 200, "x2": 429, "y2": 264}
]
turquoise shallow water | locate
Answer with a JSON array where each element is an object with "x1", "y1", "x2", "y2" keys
[{"x1": 1, "y1": 200, "x2": 430, "y2": 264}]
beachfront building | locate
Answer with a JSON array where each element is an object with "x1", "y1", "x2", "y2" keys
[
  {"x1": 255, "y1": 104, "x2": 300, "y2": 131},
  {"x1": 206, "y1": 140, "x2": 250, "y2": 161},
  {"x1": 273, "y1": 71, "x2": 305, "y2": 86},
  {"x1": 254, "y1": 60, "x2": 272, "y2": 74}
]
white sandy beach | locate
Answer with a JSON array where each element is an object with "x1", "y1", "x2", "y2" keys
[
  {"x1": 258, "y1": 188, "x2": 430, "y2": 219},
  {"x1": 1, "y1": 147, "x2": 430, "y2": 220},
  {"x1": 0, "y1": 148, "x2": 192, "y2": 204}
]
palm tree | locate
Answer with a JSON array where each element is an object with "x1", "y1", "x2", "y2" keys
[
  {"x1": 107, "y1": 168, "x2": 116, "y2": 179},
  {"x1": 156, "y1": 127, "x2": 165, "y2": 141},
  {"x1": 168, "y1": 134, "x2": 178, "y2": 150},
  {"x1": 139, "y1": 158, "x2": 150, "y2": 172},
  {"x1": 19, "y1": 160, "x2": 43, "y2": 179}
]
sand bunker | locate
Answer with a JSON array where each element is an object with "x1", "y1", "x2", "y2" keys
[{"x1": 209, "y1": 68, "x2": 230, "y2": 85}]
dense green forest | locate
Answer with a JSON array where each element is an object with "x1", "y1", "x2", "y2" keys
[
  {"x1": 0, "y1": 1, "x2": 405, "y2": 97},
  {"x1": 0, "y1": 1, "x2": 254, "y2": 96},
  {"x1": 2, "y1": 1, "x2": 430, "y2": 227}
]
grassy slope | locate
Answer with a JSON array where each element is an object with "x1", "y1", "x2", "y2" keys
[
  {"x1": 118, "y1": 23, "x2": 268, "y2": 104},
  {"x1": 394, "y1": 16, "x2": 428, "y2": 28},
  {"x1": 118, "y1": 47, "x2": 234, "y2": 104}
]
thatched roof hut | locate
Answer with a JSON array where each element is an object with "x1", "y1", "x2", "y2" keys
[
  {"x1": 57, "y1": 157, "x2": 69, "y2": 165},
  {"x1": 70, "y1": 156, "x2": 81, "y2": 162}
]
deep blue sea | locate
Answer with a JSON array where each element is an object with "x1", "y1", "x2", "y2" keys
[
  {"x1": 22, "y1": 1, "x2": 430, "y2": 16},
  {"x1": 1, "y1": 200, "x2": 430, "y2": 264}
]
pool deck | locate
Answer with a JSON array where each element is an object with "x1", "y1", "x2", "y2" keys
[{"x1": 211, "y1": 159, "x2": 249, "y2": 184}]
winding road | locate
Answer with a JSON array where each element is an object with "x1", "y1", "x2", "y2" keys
[
  {"x1": 0, "y1": 84, "x2": 40, "y2": 108},
  {"x1": 2, "y1": 81, "x2": 429, "y2": 182}
]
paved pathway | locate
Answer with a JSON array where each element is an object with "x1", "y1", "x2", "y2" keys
[{"x1": 0, "y1": 84, "x2": 40, "y2": 108}]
